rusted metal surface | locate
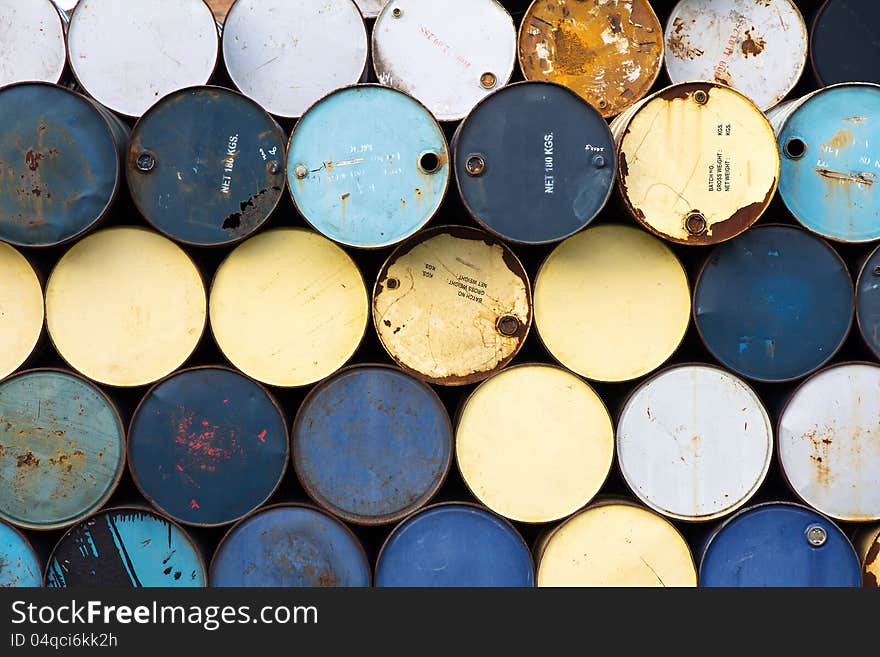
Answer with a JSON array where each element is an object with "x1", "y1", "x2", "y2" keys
[
  {"x1": 0, "y1": 520, "x2": 41, "y2": 587},
  {"x1": 0, "y1": 0, "x2": 66, "y2": 87},
  {"x1": 810, "y1": 0, "x2": 880, "y2": 86},
  {"x1": 207, "y1": 0, "x2": 235, "y2": 23},
  {"x1": 372, "y1": 225, "x2": 531, "y2": 386},
  {"x1": 852, "y1": 524, "x2": 880, "y2": 587},
  {"x1": 0, "y1": 243, "x2": 43, "y2": 381},
  {"x1": 518, "y1": 0, "x2": 662, "y2": 118}
]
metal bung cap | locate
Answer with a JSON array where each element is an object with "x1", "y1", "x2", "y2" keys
[
  {"x1": 0, "y1": 520, "x2": 41, "y2": 587},
  {"x1": 0, "y1": 0, "x2": 66, "y2": 87},
  {"x1": 0, "y1": 243, "x2": 43, "y2": 380}
]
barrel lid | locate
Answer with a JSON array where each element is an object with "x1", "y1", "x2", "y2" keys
[
  {"x1": 0, "y1": 0, "x2": 66, "y2": 87},
  {"x1": 859, "y1": 526, "x2": 880, "y2": 587},
  {"x1": 45, "y1": 507, "x2": 206, "y2": 587},
  {"x1": 375, "y1": 503, "x2": 534, "y2": 587},
  {"x1": 857, "y1": 244, "x2": 880, "y2": 359},
  {"x1": 700, "y1": 502, "x2": 861, "y2": 587},
  {"x1": 210, "y1": 228, "x2": 368, "y2": 388},
  {"x1": 127, "y1": 86, "x2": 286, "y2": 247},
  {"x1": 617, "y1": 364, "x2": 772, "y2": 522},
  {"x1": 293, "y1": 365, "x2": 452, "y2": 525},
  {"x1": 355, "y1": 0, "x2": 386, "y2": 18},
  {"x1": 778, "y1": 363, "x2": 880, "y2": 522},
  {"x1": 210, "y1": 504, "x2": 371, "y2": 587},
  {"x1": 456, "y1": 364, "x2": 613, "y2": 524},
  {"x1": 694, "y1": 225, "x2": 853, "y2": 383},
  {"x1": 811, "y1": 0, "x2": 880, "y2": 85},
  {"x1": 222, "y1": 0, "x2": 367, "y2": 119},
  {"x1": 0, "y1": 83, "x2": 121, "y2": 248},
  {"x1": 0, "y1": 243, "x2": 43, "y2": 380},
  {"x1": 373, "y1": 225, "x2": 531, "y2": 386},
  {"x1": 664, "y1": 0, "x2": 807, "y2": 111},
  {"x1": 287, "y1": 85, "x2": 448, "y2": 249},
  {"x1": 0, "y1": 519, "x2": 42, "y2": 587},
  {"x1": 129, "y1": 367, "x2": 288, "y2": 527},
  {"x1": 534, "y1": 224, "x2": 690, "y2": 382},
  {"x1": 454, "y1": 81, "x2": 615, "y2": 245},
  {"x1": 67, "y1": 0, "x2": 218, "y2": 117}
]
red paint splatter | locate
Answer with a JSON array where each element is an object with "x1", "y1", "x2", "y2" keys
[
  {"x1": 175, "y1": 465, "x2": 184, "y2": 472},
  {"x1": 222, "y1": 399, "x2": 229, "y2": 404},
  {"x1": 257, "y1": 429, "x2": 267, "y2": 442},
  {"x1": 190, "y1": 499, "x2": 200, "y2": 509},
  {"x1": 171, "y1": 408, "x2": 244, "y2": 476}
]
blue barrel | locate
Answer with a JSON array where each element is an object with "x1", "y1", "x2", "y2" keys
[
  {"x1": 375, "y1": 503, "x2": 534, "y2": 587},
  {"x1": 0, "y1": 82, "x2": 126, "y2": 247},
  {"x1": 453, "y1": 81, "x2": 615, "y2": 244},
  {"x1": 128, "y1": 367, "x2": 288, "y2": 527},
  {"x1": 45, "y1": 508, "x2": 206, "y2": 588},
  {"x1": 286, "y1": 84, "x2": 449, "y2": 249},
  {"x1": 293, "y1": 365, "x2": 452, "y2": 524},
  {"x1": 700, "y1": 502, "x2": 862, "y2": 587},
  {"x1": 0, "y1": 370, "x2": 126, "y2": 530},
  {"x1": 857, "y1": 245, "x2": 880, "y2": 359},
  {"x1": 210, "y1": 505, "x2": 371, "y2": 587},
  {"x1": 694, "y1": 225, "x2": 853, "y2": 382},
  {"x1": 0, "y1": 520, "x2": 41, "y2": 587},
  {"x1": 127, "y1": 86, "x2": 287, "y2": 247},
  {"x1": 810, "y1": 1, "x2": 880, "y2": 85},
  {"x1": 777, "y1": 84, "x2": 880, "y2": 242}
]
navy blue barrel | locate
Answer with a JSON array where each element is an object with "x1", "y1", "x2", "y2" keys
[
  {"x1": 0, "y1": 82, "x2": 127, "y2": 248},
  {"x1": 293, "y1": 365, "x2": 452, "y2": 524},
  {"x1": 210, "y1": 505, "x2": 371, "y2": 587},
  {"x1": 856, "y1": 245, "x2": 880, "y2": 360},
  {"x1": 45, "y1": 508, "x2": 206, "y2": 588},
  {"x1": 453, "y1": 81, "x2": 615, "y2": 245},
  {"x1": 694, "y1": 225, "x2": 853, "y2": 382},
  {"x1": 0, "y1": 520, "x2": 41, "y2": 587},
  {"x1": 128, "y1": 367, "x2": 288, "y2": 527},
  {"x1": 810, "y1": 1, "x2": 880, "y2": 85},
  {"x1": 127, "y1": 86, "x2": 286, "y2": 247},
  {"x1": 375, "y1": 503, "x2": 534, "y2": 587},
  {"x1": 700, "y1": 502, "x2": 861, "y2": 587}
]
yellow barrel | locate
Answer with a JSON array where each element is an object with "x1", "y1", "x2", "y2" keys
[
  {"x1": 536, "y1": 499, "x2": 697, "y2": 587},
  {"x1": 373, "y1": 226, "x2": 531, "y2": 386},
  {"x1": 210, "y1": 228, "x2": 368, "y2": 388},
  {"x1": 853, "y1": 525, "x2": 880, "y2": 587},
  {"x1": 456, "y1": 364, "x2": 613, "y2": 523},
  {"x1": 0, "y1": 243, "x2": 43, "y2": 380},
  {"x1": 534, "y1": 224, "x2": 690, "y2": 383},
  {"x1": 518, "y1": 0, "x2": 663, "y2": 118},
  {"x1": 615, "y1": 82, "x2": 779, "y2": 245},
  {"x1": 46, "y1": 227, "x2": 205, "y2": 387}
]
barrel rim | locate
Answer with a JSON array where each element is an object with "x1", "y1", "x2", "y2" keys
[
  {"x1": 855, "y1": 242, "x2": 880, "y2": 360},
  {"x1": 0, "y1": 242, "x2": 45, "y2": 380}
]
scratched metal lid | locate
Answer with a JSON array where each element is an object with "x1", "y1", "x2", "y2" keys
[
  {"x1": 210, "y1": 505, "x2": 371, "y2": 587},
  {"x1": 372, "y1": 0, "x2": 516, "y2": 122},
  {"x1": 857, "y1": 245, "x2": 880, "y2": 359},
  {"x1": 0, "y1": 0, "x2": 66, "y2": 87},
  {"x1": 372, "y1": 225, "x2": 531, "y2": 386},
  {"x1": 288, "y1": 85, "x2": 448, "y2": 249},
  {"x1": 0, "y1": 370, "x2": 125, "y2": 531},
  {"x1": 518, "y1": 0, "x2": 663, "y2": 118},
  {"x1": 453, "y1": 81, "x2": 615, "y2": 245},
  {"x1": 127, "y1": 86, "x2": 286, "y2": 247},
  {"x1": 0, "y1": 83, "x2": 125, "y2": 248},
  {"x1": 664, "y1": 0, "x2": 807, "y2": 111},
  {"x1": 0, "y1": 243, "x2": 43, "y2": 380},
  {"x1": 616, "y1": 82, "x2": 779, "y2": 245},
  {"x1": 778, "y1": 363, "x2": 880, "y2": 522},
  {"x1": 853, "y1": 525, "x2": 880, "y2": 587},
  {"x1": 355, "y1": 0, "x2": 386, "y2": 18},
  {"x1": 222, "y1": 0, "x2": 368, "y2": 119},
  {"x1": 46, "y1": 507, "x2": 206, "y2": 588},
  {"x1": 694, "y1": 225, "x2": 853, "y2": 383},
  {"x1": 0, "y1": 520, "x2": 41, "y2": 587},
  {"x1": 67, "y1": 0, "x2": 218, "y2": 117},
  {"x1": 129, "y1": 367, "x2": 288, "y2": 527},
  {"x1": 811, "y1": 0, "x2": 880, "y2": 85},
  {"x1": 777, "y1": 84, "x2": 880, "y2": 242}
]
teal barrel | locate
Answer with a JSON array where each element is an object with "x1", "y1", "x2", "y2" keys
[{"x1": 0, "y1": 520, "x2": 41, "y2": 587}]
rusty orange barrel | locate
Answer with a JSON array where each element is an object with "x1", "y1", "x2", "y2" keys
[
  {"x1": 853, "y1": 525, "x2": 880, "y2": 587},
  {"x1": 0, "y1": 243, "x2": 43, "y2": 380},
  {"x1": 0, "y1": 520, "x2": 41, "y2": 587},
  {"x1": 0, "y1": 0, "x2": 66, "y2": 87}
]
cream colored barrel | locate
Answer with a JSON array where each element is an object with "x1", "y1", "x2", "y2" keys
[
  {"x1": 852, "y1": 524, "x2": 880, "y2": 587},
  {"x1": 456, "y1": 364, "x2": 613, "y2": 524},
  {"x1": 0, "y1": 243, "x2": 43, "y2": 380}
]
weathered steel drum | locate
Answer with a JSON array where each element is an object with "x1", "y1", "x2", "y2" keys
[
  {"x1": 453, "y1": 82, "x2": 615, "y2": 245},
  {"x1": 0, "y1": 83, "x2": 127, "y2": 248},
  {"x1": 0, "y1": 243, "x2": 43, "y2": 380},
  {"x1": 810, "y1": 0, "x2": 880, "y2": 85},
  {"x1": 127, "y1": 87, "x2": 286, "y2": 247},
  {"x1": 287, "y1": 85, "x2": 449, "y2": 249},
  {"x1": 375, "y1": 503, "x2": 534, "y2": 587},
  {"x1": 0, "y1": 0, "x2": 66, "y2": 87},
  {"x1": 293, "y1": 365, "x2": 452, "y2": 524},
  {"x1": 853, "y1": 524, "x2": 880, "y2": 587},
  {"x1": 45, "y1": 508, "x2": 206, "y2": 588},
  {"x1": 857, "y1": 245, "x2": 880, "y2": 359},
  {"x1": 700, "y1": 502, "x2": 862, "y2": 587},
  {"x1": 0, "y1": 520, "x2": 42, "y2": 587},
  {"x1": 128, "y1": 367, "x2": 288, "y2": 527},
  {"x1": 0, "y1": 370, "x2": 125, "y2": 531},
  {"x1": 210, "y1": 505, "x2": 371, "y2": 587}
]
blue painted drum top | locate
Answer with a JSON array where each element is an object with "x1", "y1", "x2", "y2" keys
[
  {"x1": 210, "y1": 505, "x2": 371, "y2": 588},
  {"x1": 777, "y1": 84, "x2": 880, "y2": 242},
  {"x1": 128, "y1": 367, "x2": 288, "y2": 527},
  {"x1": 287, "y1": 84, "x2": 449, "y2": 249},
  {"x1": 700, "y1": 502, "x2": 862, "y2": 587},
  {"x1": 453, "y1": 81, "x2": 615, "y2": 245},
  {"x1": 293, "y1": 365, "x2": 452, "y2": 525},
  {"x1": 0, "y1": 520, "x2": 41, "y2": 587},
  {"x1": 0, "y1": 370, "x2": 126, "y2": 530},
  {"x1": 810, "y1": 1, "x2": 880, "y2": 86},
  {"x1": 694, "y1": 225, "x2": 853, "y2": 382},
  {"x1": 45, "y1": 508, "x2": 206, "y2": 588},
  {"x1": 0, "y1": 82, "x2": 124, "y2": 247},
  {"x1": 127, "y1": 86, "x2": 287, "y2": 246},
  {"x1": 375, "y1": 504, "x2": 534, "y2": 587},
  {"x1": 857, "y1": 245, "x2": 880, "y2": 359}
]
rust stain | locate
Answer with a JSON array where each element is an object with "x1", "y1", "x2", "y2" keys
[
  {"x1": 844, "y1": 116, "x2": 866, "y2": 124},
  {"x1": 24, "y1": 150, "x2": 43, "y2": 172},
  {"x1": 815, "y1": 169, "x2": 876, "y2": 186},
  {"x1": 802, "y1": 428, "x2": 834, "y2": 486},
  {"x1": 824, "y1": 129, "x2": 854, "y2": 150},
  {"x1": 667, "y1": 17, "x2": 704, "y2": 61},
  {"x1": 865, "y1": 540, "x2": 879, "y2": 587},
  {"x1": 740, "y1": 30, "x2": 766, "y2": 58},
  {"x1": 15, "y1": 451, "x2": 39, "y2": 468}
]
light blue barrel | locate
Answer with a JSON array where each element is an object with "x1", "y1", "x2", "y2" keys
[
  {"x1": 287, "y1": 84, "x2": 449, "y2": 248},
  {"x1": 0, "y1": 520, "x2": 41, "y2": 587}
]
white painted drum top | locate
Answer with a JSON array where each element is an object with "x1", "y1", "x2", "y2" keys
[{"x1": 0, "y1": 0, "x2": 67, "y2": 87}]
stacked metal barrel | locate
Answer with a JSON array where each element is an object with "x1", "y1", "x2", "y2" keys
[{"x1": 1, "y1": 0, "x2": 879, "y2": 588}]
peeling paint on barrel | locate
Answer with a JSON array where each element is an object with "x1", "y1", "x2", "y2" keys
[
  {"x1": 852, "y1": 524, "x2": 880, "y2": 587},
  {"x1": 0, "y1": 0, "x2": 66, "y2": 87},
  {"x1": 0, "y1": 520, "x2": 41, "y2": 587},
  {"x1": 0, "y1": 243, "x2": 43, "y2": 381}
]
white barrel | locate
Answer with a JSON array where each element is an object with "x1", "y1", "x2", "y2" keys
[{"x1": 0, "y1": 0, "x2": 66, "y2": 87}]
